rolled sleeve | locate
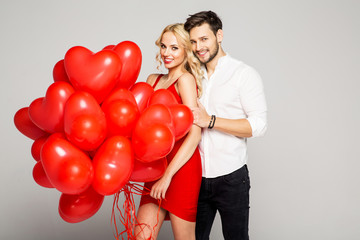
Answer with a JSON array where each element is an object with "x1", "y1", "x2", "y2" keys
[
  {"x1": 238, "y1": 66, "x2": 268, "y2": 138},
  {"x1": 247, "y1": 113, "x2": 267, "y2": 137}
]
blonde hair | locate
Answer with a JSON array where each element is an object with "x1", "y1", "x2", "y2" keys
[{"x1": 155, "y1": 23, "x2": 203, "y2": 96}]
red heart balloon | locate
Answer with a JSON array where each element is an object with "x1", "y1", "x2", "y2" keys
[
  {"x1": 103, "y1": 45, "x2": 115, "y2": 50},
  {"x1": 137, "y1": 104, "x2": 174, "y2": 133},
  {"x1": 130, "y1": 82, "x2": 154, "y2": 113},
  {"x1": 112, "y1": 41, "x2": 142, "y2": 89},
  {"x1": 28, "y1": 81, "x2": 75, "y2": 133},
  {"x1": 132, "y1": 123, "x2": 175, "y2": 163},
  {"x1": 31, "y1": 136, "x2": 48, "y2": 161},
  {"x1": 59, "y1": 186, "x2": 104, "y2": 223},
  {"x1": 64, "y1": 46, "x2": 122, "y2": 103},
  {"x1": 41, "y1": 133, "x2": 94, "y2": 194},
  {"x1": 33, "y1": 161, "x2": 54, "y2": 188},
  {"x1": 92, "y1": 136, "x2": 134, "y2": 195},
  {"x1": 53, "y1": 59, "x2": 70, "y2": 83},
  {"x1": 102, "y1": 99, "x2": 139, "y2": 138},
  {"x1": 102, "y1": 88, "x2": 138, "y2": 108},
  {"x1": 130, "y1": 157, "x2": 167, "y2": 182},
  {"x1": 64, "y1": 91, "x2": 107, "y2": 151},
  {"x1": 169, "y1": 104, "x2": 194, "y2": 140},
  {"x1": 148, "y1": 89, "x2": 178, "y2": 107},
  {"x1": 14, "y1": 107, "x2": 48, "y2": 140}
]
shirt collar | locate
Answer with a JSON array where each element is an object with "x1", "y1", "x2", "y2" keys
[
  {"x1": 216, "y1": 53, "x2": 229, "y2": 69},
  {"x1": 201, "y1": 53, "x2": 230, "y2": 80}
]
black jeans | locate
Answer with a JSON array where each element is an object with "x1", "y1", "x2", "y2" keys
[{"x1": 196, "y1": 165, "x2": 250, "y2": 240}]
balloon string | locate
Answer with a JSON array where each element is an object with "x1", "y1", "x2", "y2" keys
[{"x1": 111, "y1": 182, "x2": 161, "y2": 240}]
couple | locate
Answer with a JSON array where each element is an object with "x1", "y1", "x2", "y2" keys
[{"x1": 135, "y1": 11, "x2": 267, "y2": 240}]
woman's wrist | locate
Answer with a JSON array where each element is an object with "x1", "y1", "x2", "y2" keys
[{"x1": 163, "y1": 170, "x2": 174, "y2": 181}]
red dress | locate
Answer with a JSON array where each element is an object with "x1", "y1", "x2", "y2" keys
[{"x1": 139, "y1": 74, "x2": 202, "y2": 222}]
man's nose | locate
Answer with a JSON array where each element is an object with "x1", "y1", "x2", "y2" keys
[{"x1": 196, "y1": 42, "x2": 201, "y2": 51}]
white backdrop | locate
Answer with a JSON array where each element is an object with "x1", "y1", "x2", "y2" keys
[{"x1": 1, "y1": 0, "x2": 359, "y2": 239}]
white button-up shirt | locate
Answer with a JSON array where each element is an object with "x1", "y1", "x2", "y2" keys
[{"x1": 199, "y1": 54, "x2": 267, "y2": 178}]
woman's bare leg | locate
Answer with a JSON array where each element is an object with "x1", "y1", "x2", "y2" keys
[
  {"x1": 169, "y1": 213, "x2": 196, "y2": 240},
  {"x1": 135, "y1": 203, "x2": 166, "y2": 240}
]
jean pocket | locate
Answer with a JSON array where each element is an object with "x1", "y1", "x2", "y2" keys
[
  {"x1": 223, "y1": 173, "x2": 249, "y2": 185},
  {"x1": 223, "y1": 174, "x2": 246, "y2": 185}
]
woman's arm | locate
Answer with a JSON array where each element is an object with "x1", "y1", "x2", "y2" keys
[{"x1": 150, "y1": 73, "x2": 202, "y2": 200}]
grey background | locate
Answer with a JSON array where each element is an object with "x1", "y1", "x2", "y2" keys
[{"x1": 1, "y1": 0, "x2": 359, "y2": 239}]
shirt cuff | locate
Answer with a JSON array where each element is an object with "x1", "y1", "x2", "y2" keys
[{"x1": 247, "y1": 115, "x2": 267, "y2": 138}]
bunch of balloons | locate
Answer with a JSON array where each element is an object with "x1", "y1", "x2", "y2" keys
[{"x1": 13, "y1": 41, "x2": 193, "y2": 224}]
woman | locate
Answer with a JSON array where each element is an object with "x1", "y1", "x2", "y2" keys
[{"x1": 135, "y1": 23, "x2": 202, "y2": 240}]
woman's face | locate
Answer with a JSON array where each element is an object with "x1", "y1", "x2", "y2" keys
[{"x1": 160, "y1": 31, "x2": 186, "y2": 70}]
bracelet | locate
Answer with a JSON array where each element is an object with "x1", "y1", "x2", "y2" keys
[
  {"x1": 208, "y1": 115, "x2": 213, "y2": 129},
  {"x1": 208, "y1": 115, "x2": 214, "y2": 128},
  {"x1": 208, "y1": 115, "x2": 216, "y2": 129}
]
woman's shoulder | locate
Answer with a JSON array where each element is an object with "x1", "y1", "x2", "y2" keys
[
  {"x1": 146, "y1": 73, "x2": 162, "y2": 86},
  {"x1": 177, "y1": 72, "x2": 197, "y2": 91},
  {"x1": 178, "y1": 72, "x2": 195, "y2": 83}
]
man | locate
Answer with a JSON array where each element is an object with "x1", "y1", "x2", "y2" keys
[{"x1": 184, "y1": 11, "x2": 267, "y2": 240}]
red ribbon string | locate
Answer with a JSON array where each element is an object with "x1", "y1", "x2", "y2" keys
[{"x1": 112, "y1": 182, "x2": 161, "y2": 240}]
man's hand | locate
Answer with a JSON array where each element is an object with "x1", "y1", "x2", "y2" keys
[{"x1": 191, "y1": 99, "x2": 211, "y2": 128}]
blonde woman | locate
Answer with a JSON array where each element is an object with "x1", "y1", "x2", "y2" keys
[{"x1": 135, "y1": 23, "x2": 202, "y2": 240}]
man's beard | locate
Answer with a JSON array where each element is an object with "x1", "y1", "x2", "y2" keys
[{"x1": 197, "y1": 42, "x2": 219, "y2": 64}]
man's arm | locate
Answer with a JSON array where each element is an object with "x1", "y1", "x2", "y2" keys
[
  {"x1": 192, "y1": 66, "x2": 267, "y2": 138},
  {"x1": 192, "y1": 101, "x2": 253, "y2": 138}
]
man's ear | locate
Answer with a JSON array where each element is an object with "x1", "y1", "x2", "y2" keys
[{"x1": 216, "y1": 29, "x2": 223, "y2": 43}]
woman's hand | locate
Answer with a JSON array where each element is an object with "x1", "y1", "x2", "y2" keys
[
  {"x1": 150, "y1": 174, "x2": 172, "y2": 200},
  {"x1": 191, "y1": 99, "x2": 211, "y2": 128}
]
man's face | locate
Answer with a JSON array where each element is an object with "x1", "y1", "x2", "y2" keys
[{"x1": 189, "y1": 23, "x2": 220, "y2": 64}]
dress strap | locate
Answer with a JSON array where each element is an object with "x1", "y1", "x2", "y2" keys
[
  {"x1": 171, "y1": 78, "x2": 180, "y2": 87},
  {"x1": 152, "y1": 74, "x2": 164, "y2": 88}
]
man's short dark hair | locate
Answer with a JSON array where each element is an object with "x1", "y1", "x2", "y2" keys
[{"x1": 184, "y1": 11, "x2": 222, "y2": 35}]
